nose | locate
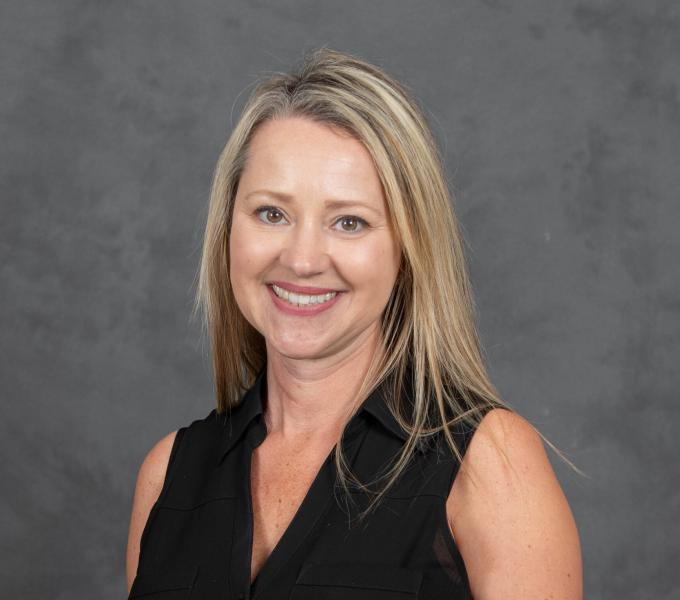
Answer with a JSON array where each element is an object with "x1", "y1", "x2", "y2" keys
[{"x1": 278, "y1": 219, "x2": 331, "y2": 277}]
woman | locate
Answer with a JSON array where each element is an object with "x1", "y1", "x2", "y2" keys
[{"x1": 126, "y1": 48, "x2": 582, "y2": 599}]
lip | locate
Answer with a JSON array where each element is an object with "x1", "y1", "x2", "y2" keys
[
  {"x1": 267, "y1": 284, "x2": 343, "y2": 316},
  {"x1": 268, "y1": 280, "x2": 343, "y2": 294}
]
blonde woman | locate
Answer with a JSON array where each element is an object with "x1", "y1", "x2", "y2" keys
[{"x1": 126, "y1": 48, "x2": 582, "y2": 599}]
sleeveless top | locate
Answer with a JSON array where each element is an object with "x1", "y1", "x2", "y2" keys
[{"x1": 129, "y1": 365, "x2": 487, "y2": 600}]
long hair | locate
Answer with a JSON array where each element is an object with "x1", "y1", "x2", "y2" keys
[{"x1": 193, "y1": 47, "x2": 567, "y2": 520}]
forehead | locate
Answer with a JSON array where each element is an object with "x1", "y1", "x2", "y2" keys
[{"x1": 240, "y1": 117, "x2": 384, "y2": 201}]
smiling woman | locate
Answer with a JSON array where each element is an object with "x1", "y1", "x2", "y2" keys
[{"x1": 125, "y1": 48, "x2": 583, "y2": 600}]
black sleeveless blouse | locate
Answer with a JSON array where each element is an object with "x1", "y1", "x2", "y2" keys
[{"x1": 129, "y1": 366, "x2": 482, "y2": 599}]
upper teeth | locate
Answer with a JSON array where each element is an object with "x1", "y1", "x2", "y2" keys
[{"x1": 272, "y1": 284, "x2": 338, "y2": 305}]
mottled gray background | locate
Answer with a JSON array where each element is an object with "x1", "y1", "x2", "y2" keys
[{"x1": 1, "y1": 1, "x2": 678, "y2": 598}]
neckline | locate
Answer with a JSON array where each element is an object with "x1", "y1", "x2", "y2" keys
[
  {"x1": 245, "y1": 414, "x2": 369, "y2": 598},
  {"x1": 246, "y1": 422, "x2": 350, "y2": 598}
]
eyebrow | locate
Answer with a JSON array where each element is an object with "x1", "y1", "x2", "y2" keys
[{"x1": 244, "y1": 190, "x2": 382, "y2": 216}]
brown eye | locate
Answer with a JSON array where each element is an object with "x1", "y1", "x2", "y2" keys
[
  {"x1": 255, "y1": 206, "x2": 286, "y2": 225},
  {"x1": 266, "y1": 209, "x2": 283, "y2": 223},
  {"x1": 336, "y1": 216, "x2": 367, "y2": 233}
]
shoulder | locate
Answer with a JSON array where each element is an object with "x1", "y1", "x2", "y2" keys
[
  {"x1": 446, "y1": 408, "x2": 582, "y2": 599},
  {"x1": 137, "y1": 430, "x2": 179, "y2": 495},
  {"x1": 138, "y1": 410, "x2": 217, "y2": 472},
  {"x1": 130, "y1": 429, "x2": 179, "y2": 527},
  {"x1": 454, "y1": 408, "x2": 547, "y2": 482},
  {"x1": 446, "y1": 409, "x2": 548, "y2": 524}
]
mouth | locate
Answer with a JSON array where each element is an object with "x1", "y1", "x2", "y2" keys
[{"x1": 268, "y1": 283, "x2": 339, "y2": 307}]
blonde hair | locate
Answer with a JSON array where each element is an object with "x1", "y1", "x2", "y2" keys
[{"x1": 194, "y1": 47, "x2": 574, "y2": 521}]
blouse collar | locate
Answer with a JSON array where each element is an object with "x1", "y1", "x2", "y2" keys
[{"x1": 215, "y1": 365, "x2": 410, "y2": 465}]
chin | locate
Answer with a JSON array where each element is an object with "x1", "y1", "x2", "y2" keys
[{"x1": 265, "y1": 335, "x2": 334, "y2": 359}]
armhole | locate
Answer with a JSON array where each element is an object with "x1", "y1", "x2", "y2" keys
[
  {"x1": 438, "y1": 405, "x2": 506, "y2": 579},
  {"x1": 155, "y1": 426, "x2": 187, "y2": 506},
  {"x1": 436, "y1": 413, "x2": 486, "y2": 593},
  {"x1": 446, "y1": 405, "x2": 509, "y2": 491},
  {"x1": 136, "y1": 426, "x2": 187, "y2": 567}
]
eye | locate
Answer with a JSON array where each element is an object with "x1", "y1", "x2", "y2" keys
[
  {"x1": 334, "y1": 215, "x2": 368, "y2": 234},
  {"x1": 254, "y1": 206, "x2": 369, "y2": 234},
  {"x1": 255, "y1": 206, "x2": 287, "y2": 225}
]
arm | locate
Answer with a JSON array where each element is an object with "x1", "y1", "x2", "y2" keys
[
  {"x1": 125, "y1": 430, "x2": 177, "y2": 595},
  {"x1": 447, "y1": 409, "x2": 582, "y2": 599}
]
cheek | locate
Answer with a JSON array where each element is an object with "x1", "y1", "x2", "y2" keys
[
  {"x1": 228, "y1": 226, "x2": 246, "y2": 287},
  {"x1": 229, "y1": 223, "x2": 265, "y2": 325},
  {"x1": 339, "y1": 237, "x2": 399, "y2": 293},
  {"x1": 229, "y1": 219, "x2": 272, "y2": 278}
]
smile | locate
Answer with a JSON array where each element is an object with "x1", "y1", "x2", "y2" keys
[
  {"x1": 271, "y1": 284, "x2": 338, "y2": 306},
  {"x1": 267, "y1": 284, "x2": 343, "y2": 316}
]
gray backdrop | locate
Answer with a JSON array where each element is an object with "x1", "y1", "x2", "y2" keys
[{"x1": 1, "y1": 1, "x2": 678, "y2": 598}]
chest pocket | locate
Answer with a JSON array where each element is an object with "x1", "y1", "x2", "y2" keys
[
  {"x1": 289, "y1": 563, "x2": 422, "y2": 599},
  {"x1": 128, "y1": 565, "x2": 198, "y2": 599}
]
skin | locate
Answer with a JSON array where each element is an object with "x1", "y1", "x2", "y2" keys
[
  {"x1": 448, "y1": 410, "x2": 583, "y2": 599},
  {"x1": 126, "y1": 116, "x2": 582, "y2": 598}
]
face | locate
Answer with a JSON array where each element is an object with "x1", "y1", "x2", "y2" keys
[{"x1": 229, "y1": 116, "x2": 402, "y2": 361}]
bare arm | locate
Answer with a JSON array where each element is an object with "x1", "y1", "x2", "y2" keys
[
  {"x1": 447, "y1": 409, "x2": 582, "y2": 599},
  {"x1": 125, "y1": 430, "x2": 177, "y2": 595}
]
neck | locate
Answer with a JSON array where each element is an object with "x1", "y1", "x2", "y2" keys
[{"x1": 262, "y1": 329, "x2": 383, "y2": 445}]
